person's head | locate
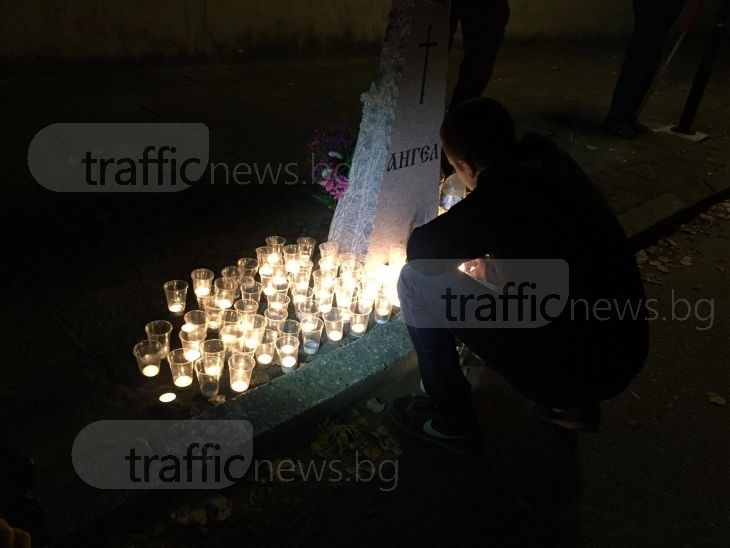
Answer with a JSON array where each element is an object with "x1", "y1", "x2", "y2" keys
[{"x1": 440, "y1": 97, "x2": 517, "y2": 190}]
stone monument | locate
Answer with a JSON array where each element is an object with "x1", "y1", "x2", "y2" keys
[{"x1": 327, "y1": 0, "x2": 450, "y2": 265}]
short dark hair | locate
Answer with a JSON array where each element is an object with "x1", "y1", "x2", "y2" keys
[{"x1": 440, "y1": 97, "x2": 517, "y2": 171}]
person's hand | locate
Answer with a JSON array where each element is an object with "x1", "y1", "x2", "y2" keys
[
  {"x1": 460, "y1": 257, "x2": 489, "y2": 282},
  {"x1": 0, "y1": 519, "x2": 31, "y2": 548}
]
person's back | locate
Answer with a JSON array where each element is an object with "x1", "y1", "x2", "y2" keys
[{"x1": 392, "y1": 98, "x2": 650, "y2": 453}]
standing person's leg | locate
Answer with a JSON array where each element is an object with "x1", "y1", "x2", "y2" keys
[
  {"x1": 605, "y1": 0, "x2": 686, "y2": 137},
  {"x1": 448, "y1": 0, "x2": 511, "y2": 111}
]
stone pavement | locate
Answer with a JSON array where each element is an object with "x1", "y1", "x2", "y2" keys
[{"x1": 1, "y1": 36, "x2": 728, "y2": 544}]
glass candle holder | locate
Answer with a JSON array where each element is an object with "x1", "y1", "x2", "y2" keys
[
  {"x1": 182, "y1": 309, "x2": 208, "y2": 335},
  {"x1": 323, "y1": 308, "x2": 346, "y2": 342},
  {"x1": 335, "y1": 277, "x2": 356, "y2": 310},
  {"x1": 219, "y1": 324, "x2": 245, "y2": 354},
  {"x1": 241, "y1": 281, "x2": 263, "y2": 304},
  {"x1": 237, "y1": 257, "x2": 259, "y2": 278},
  {"x1": 276, "y1": 335, "x2": 300, "y2": 372},
  {"x1": 290, "y1": 272, "x2": 311, "y2": 292},
  {"x1": 349, "y1": 300, "x2": 372, "y2": 337},
  {"x1": 201, "y1": 338, "x2": 226, "y2": 376},
  {"x1": 234, "y1": 298, "x2": 260, "y2": 316},
  {"x1": 256, "y1": 246, "x2": 275, "y2": 276},
  {"x1": 221, "y1": 265, "x2": 243, "y2": 282},
  {"x1": 264, "y1": 307, "x2": 288, "y2": 332},
  {"x1": 283, "y1": 244, "x2": 300, "y2": 274},
  {"x1": 278, "y1": 319, "x2": 301, "y2": 338},
  {"x1": 221, "y1": 309, "x2": 243, "y2": 327},
  {"x1": 290, "y1": 286, "x2": 313, "y2": 308},
  {"x1": 133, "y1": 339, "x2": 165, "y2": 378},
  {"x1": 266, "y1": 293, "x2": 290, "y2": 313},
  {"x1": 145, "y1": 320, "x2": 173, "y2": 356},
  {"x1": 191, "y1": 268, "x2": 214, "y2": 298},
  {"x1": 297, "y1": 259, "x2": 314, "y2": 281},
  {"x1": 301, "y1": 317, "x2": 324, "y2": 355},
  {"x1": 213, "y1": 278, "x2": 238, "y2": 309},
  {"x1": 296, "y1": 236, "x2": 316, "y2": 259},
  {"x1": 255, "y1": 328, "x2": 278, "y2": 365},
  {"x1": 312, "y1": 270, "x2": 336, "y2": 294},
  {"x1": 179, "y1": 328, "x2": 206, "y2": 362},
  {"x1": 265, "y1": 235, "x2": 286, "y2": 257},
  {"x1": 228, "y1": 352, "x2": 255, "y2": 393},
  {"x1": 163, "y1": 280, "x2": 188, "y2": 315},
  {"x1": 241, "y1": 313, "x2": 267, "y2": 352},
  {"x1": 374, "y1": 291, "x2": 393, "y2": 324},
  {"x1": 315, "y1": 290, "x2": 334, "y2": 314},
  {"x1": 200, "y1": 296, "x2": 224, "y2": 331},
  {"x1": 167, "y1": 348, "x2": 195, "y2": 388},
  {"x1": 296, "y1": 299, "x2": 320, "y2": 322},
  {"x1": 194, "y1": 360, "x2": 221, "y2": 398}
]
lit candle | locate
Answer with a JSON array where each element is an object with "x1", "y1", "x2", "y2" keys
[
  {"x1": 231, "y1": 380, "x2": 249, "y2": 392},
  {"x1": 267, "y1": 252, "x2": 280, "y2": 265},
  {"x1": 174, "y1": 375, "x2": 193, "y2": 388},
  {"x1": 281, "y1": 355, "x2": 297, "y2": 368},
  {"x1": 194, "y1": 286, "x2": 210, "y2": 297},
  {"x1": 142, "y1": 364, "x2": 160, "y2": 377},
  {"x1": 205, "y1": 364, "x2": 222, "y2": 376},
  {"x1": 301, "y1": 321, "x2": 317, "y2": 332},
  {"x1": 350, "y1": 324, "x2": 366, "y2": 334},
  {"x1": 327, "y1": 330, "x2": 342, "y2": 341},
  {"x1": 245, "y1": 337, "x2": 259, "y2": 350},
  {"x1": 159, "y1": 392, "x2": 176, "y2": 403},
  {"x1": 263, "y1": 286, "x2": 276, "y2": 297},
  {"x1": 183, "y1": 349, "x2": 201, "y2": 361},
  {"x1": 376, "y1": 307, "x2": 390, "y2": 316},
  {"x1": 259, "y1": 263, "x2": 273, "y2": 276},
  {"x1": 181, "y1": 322, "x2": 195, "y2": 333},
  {"x1": 169, "y1": 303, "x2": 184, "y2": 314},
  {"x1": 215, "y1": 298, "x2": 233, "y2": 309},
  {"x1": 286, "y1": 259, "x2": 299, "y2": 273},
  {"x1": 257, "y1": 353, "x2": 272, "y2": 365}
]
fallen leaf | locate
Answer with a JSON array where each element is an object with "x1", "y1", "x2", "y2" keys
[
  {"x1": 708, "y1": 392, "x2": 726, "y2": 405},
  {"x1": 666, "y1": 237, "x2": 679, "y2": 248},
  {"x1": 680, "y1": 256, "x2": 693, "y2": 266},
  {"x1": 657, "y1": 264, "x2": 671, "y2": 273},
  {"x1": 366, "y1": 398, "x2": 386, "y2": 414}
]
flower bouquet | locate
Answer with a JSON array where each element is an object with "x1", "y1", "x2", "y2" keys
[{"x1": 306, "y1": 121, "x2": 356, "y2": 209}]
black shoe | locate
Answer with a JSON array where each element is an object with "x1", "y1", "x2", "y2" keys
[
  {"x1": 535, "y1": 402, "x2": 601, "y2": 432},
  {"x1": 391, "y1": 395, "x2": 483, "y2": 457}
]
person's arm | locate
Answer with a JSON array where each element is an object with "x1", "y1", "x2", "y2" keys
[{"x1": 406, "y1": 185, "x2": 495, "y2": 270}]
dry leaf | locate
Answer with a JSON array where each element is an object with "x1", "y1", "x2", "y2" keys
[
  {"x1": 657, "y1": 264, "x2": 671, "y2": 273},
  {"x1": 707, "y1": 392, "x2": 727, "y2": 406},
  {"x1": 679, "y1": 256, "x2": 693, "y2": 266},
  {"x1": 366, "y1": 398, "x2": 386, "y2": 414}
]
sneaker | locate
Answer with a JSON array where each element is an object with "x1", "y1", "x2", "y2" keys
[
  {"x1": 391, "y1": 395, "x2": 483, "y2": 456},
  {"x1": 535, "y1": 402, "x2": 601, "y2": 432}
]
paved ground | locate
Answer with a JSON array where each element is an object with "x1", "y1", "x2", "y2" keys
[{"x1": 1, "y1": 36, "x2": 728, "y2": 546}]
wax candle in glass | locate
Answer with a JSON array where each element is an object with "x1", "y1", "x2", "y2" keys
[
  {"x1": 323, "y1": 308, "x2": 346, "y2": 342},
  {"x1": 234, "y1": 298, "x2": 260, "y2": 316},
  {"x1": 237, "y1": 257, "x2": 259, "y2": 278},
  {"x1": 349, "y1": 300, "x2": 372, "y2": 337},
  {"x1": 191, "y1": 268, "x2": 214, "y2": 298},
  {"x1": 241, "y1": 281, "x2": 263, "y2": 304},
  {"x1": 301, "y1": 317, "x2": 325, "y2": 355},
  {"x1": 182, "y1": 309, "x2": 208, "y2": 335},
  {"x1": 179, "y1": 328, "x2": 206, "y2": 361},
  {"x1": 283, "y1": 244, "x2": 300, "y2": 274},
  {"x1": 220, "y1": 309, "x2": 243, "y2": 327},
  {"x1": 202, "y1": 338, "x2": 226, "y2": 376},
  {"x1": 296, "y1": 299, "x2": 320, "y2": 322},
  {"x1": 255, "y1": 329, "x2": 278, "y2": 365},
  {"x1": 200, "y1": 296, "x2": 224, "y2": 331},
  {"x1": 255, "y1": 246, "x2": 275, "y2": 276},
  {"x1": 145, "y1": 320, "x2": 173, "y2": 356},
  {"x1": 241, "y1": 313, "x2": 266, "y2": 352},
  {"x1": 167, "y1": 348, "x2": 195, "y2": 388},
  {"x1": 194, "y1": 360, "x2": 220, "y2": 398},
  {"x1": 296, "y1": 236, "x2": 316, "y2": 260},
  {"x1": 219, "y1": 324, "x2": 245, "y2": 355},
  {"x1": 265, "y1": 235, "x2": 286, "y2": 258},
  {"x1": 374, "y1": 290, "x2": 393, "y2": 324},
  {"x1": 315, "y1": 290, "x2": 334, "y2": 314},
  {"x1": 290, "y1": 286, "x2": 313, "y2": 307},
  {"x1": 228, "y1": 352, "x2": 255, "y2": 393},
  {"x1": 335, "y1": 277, "x2": 356, "y2": 310},
  {"x1": 133, "y1": 339, "x2": 165, "y2": 378},
  {"x1": 278, "y1": 319, "x2": 301, "y2": 338},
  {"x1": 264, "y1": 307, "x2": 288, "y2": 332},
  {"x1": 276, "y1": 335, "x2": 300, "y2": 372},
  {"x1": 221, "y1": 265, "x2": 243, "y2": 282},
  {"x1": 163, "y1": 280, "x2": 188, "y2": 315},
  {"x1": 297, "y1": 258, "x2": 314, "y2": 281},
  {"x1": 266, "y1": 293, "x2": 290, "y2": 312},
  {"x1": 213, "y1": 278, "x2": 237, "y2": 309}
]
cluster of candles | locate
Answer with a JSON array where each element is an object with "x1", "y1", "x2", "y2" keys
[{"x1": 132, "y1": 236, "x2": 406, "y2": 402}]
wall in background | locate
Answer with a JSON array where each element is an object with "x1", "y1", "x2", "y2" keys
[{"x1": 0, "y1": 0, "x2": 720, "y2": 60}]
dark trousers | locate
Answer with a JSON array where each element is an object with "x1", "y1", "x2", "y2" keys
[
  {"x1": 606, "y1": 0, "x2": 687, "y2": 125},
  {"x1": 448, "y1": 0, "x2": 510, "y2": 111},
  {"x1": 397, "y1": 264, "x2": 649, "y2": 424}
]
